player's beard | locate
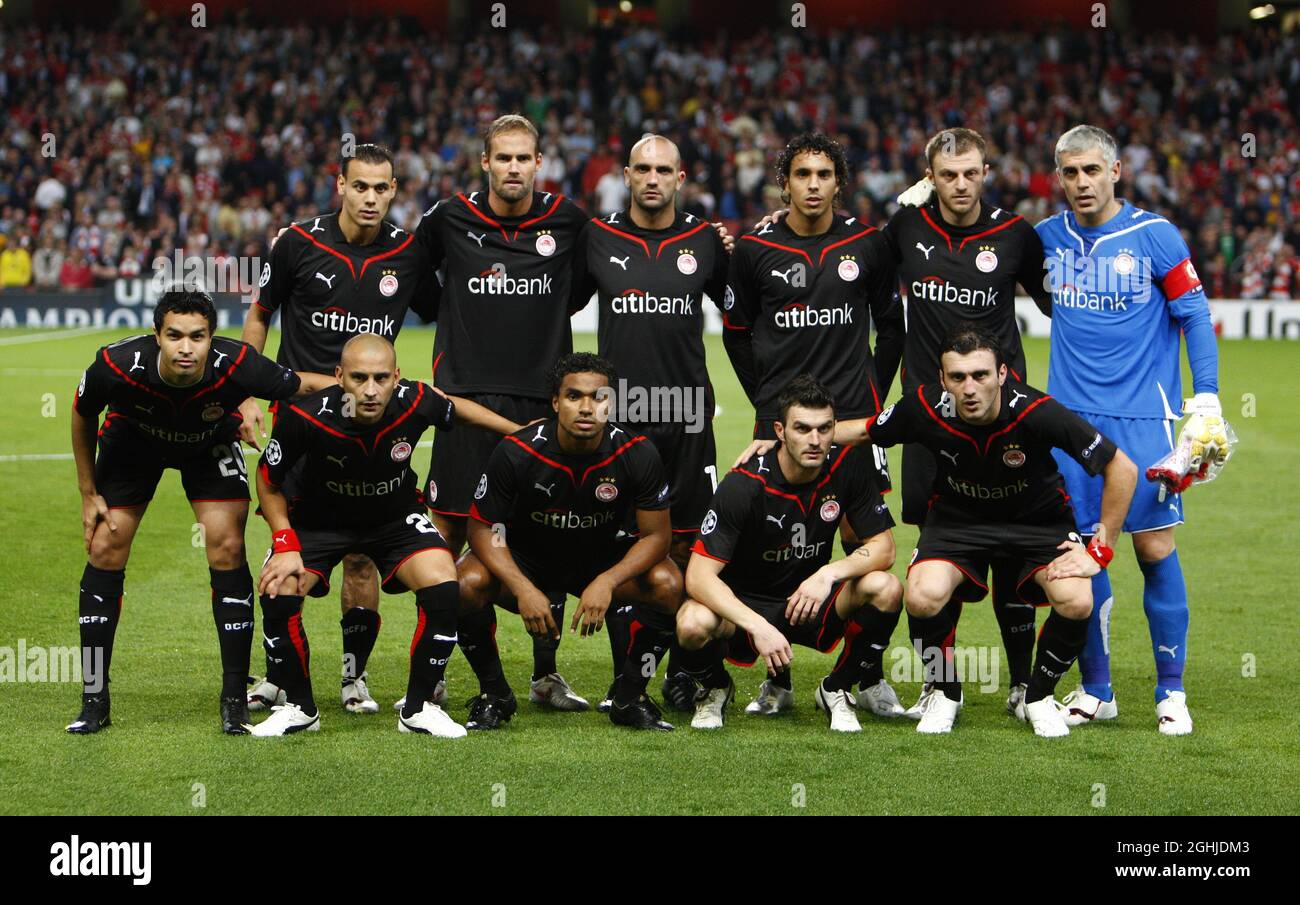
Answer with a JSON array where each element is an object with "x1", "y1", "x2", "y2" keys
[{"x1": 492, "y1": 173, "x2": 532, "y2": 205}]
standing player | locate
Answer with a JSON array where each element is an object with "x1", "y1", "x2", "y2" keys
[
  {"x1": 884, "y1": 128, "x2": 1055, "y2": 716},
  {"x1": 68, "y1": 288, "x2": 302, "y2": 735},
  {"x1": 240, "y1": 143, "x2": 440, "y2": 715},
  {"x1": 570, "y1": 133, "x2": 729, "y2": 711},
  {"x1": 251, "y1": 334, "x2": 522, "y2": 737},
  {"x1": 676, "y1": 375, "x2": 904, "y2": 733},
  {"x1": 1036, "y1": 125, "x2": 1221, "y2": 735},
  {"x1": 457, "y1": 354, "x2": 682, "y2": 731}
]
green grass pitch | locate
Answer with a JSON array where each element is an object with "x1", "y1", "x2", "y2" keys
[{"x1": 0, "y1": 325, "x2": 1295, "y2": 815}]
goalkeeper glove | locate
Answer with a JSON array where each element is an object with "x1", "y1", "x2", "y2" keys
[
  {"x1": 896, "y1": 177, "x2": 935, "y2": 207},
  {"x1": 1146, "y1": 393, "x2": 1236, "y2": 493}
]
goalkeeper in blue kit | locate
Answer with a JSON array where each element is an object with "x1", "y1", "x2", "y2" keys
[{"x1": 1036, "y1": 125, "x2": 1229, "y2": 735}]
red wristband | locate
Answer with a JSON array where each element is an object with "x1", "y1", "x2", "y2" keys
[
  {"x1": 1086, "y1": 536, "x2": 1113, "y2": 569},
  {"x1": 271, "y1": 528, "x2": 301, "y2": 553}
]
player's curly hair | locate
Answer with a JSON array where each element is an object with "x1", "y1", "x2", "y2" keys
[
  {"x1": 777, "y1": 374, "x2": 836, "y2": 424},
  {"x1": 153, "y1": 285, "x2": 216, "y2": 334},
  {"x1": 548, "y1": 352, "x2": 618, "y2": 397},
  {"x1": 941, "y1": 325, "x2": 1005, "y2": 368},
  {"x1": 775, "y1": 132, "x2": 849, "y2": 208}
]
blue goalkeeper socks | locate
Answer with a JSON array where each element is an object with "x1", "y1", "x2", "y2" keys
[
  {"x1": 1079, "y1": 570, "x2": 1114, "y2": 702},
  {"x1": 1140, "y1": 549, "x2": 1189, "y2": 702}
]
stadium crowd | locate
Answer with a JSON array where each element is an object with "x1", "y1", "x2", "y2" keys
[{"x1": 0, "y1": 17, "x2": 1297, "y2": 298}]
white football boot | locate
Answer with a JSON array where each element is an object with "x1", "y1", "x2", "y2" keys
[
  {"x1": 1156, "y1": 690, "x2": 1193, "y2": 736},
  {"x1": 1058, "y1": 687, "x2": 1119, "y2": 726},
  {"x1": 915, "y1": 689, "x2": 962, "y2": 734},
  {"x1": 393, "y1": 680, "x2": 448, "y2": 713},
  {"x1": 250, "y1": 702, "x2": 320, "y2": 737},
  {"x1": 690, "y1": 681, "x2": 735, "y2": 730},
  {"x1": 341, "y1": 673, "x2": 380, "y2": 714},
  {"x1": 528, "y1": 673, "x2": 590, "y2": 711},
  {"x1": 1005, "y1": 683, "x2": 1028, "y2": 716},
  {"x1": 744, "y1": 679, "x2": 794, "y2": 715},
  {"x1": 1016, "y1": 695, "x2": 1070, "y2": 737},
  {"x1": 247, "y1": 679, "x2": 285, "y2": 712},
  {"x1": 398, "y1": 701, "x2": 467, "y2": 739},
  {"x1": 814, "y1": 682, "x2": 863, "y2": 733},
  {"x1": 903, "y1": 682, "x2": 934, "y2": 720},
  {"x1": 854, "y1": 679, "x2": 905, "y2": 717}
]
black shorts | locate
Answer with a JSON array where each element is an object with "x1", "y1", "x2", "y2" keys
[
  {"x1": 494, "y1": 541, "x2": 633, "y2": 602},
  {"x1": 426, "y1": 393, "x2": 550, "y2": 518},
  {"x1": 901, "y1": 442, "x2": 937, "y2": 526},
  {"x1": 630, "y1": 420, "x2": 716, "y2": 534},
  {"x1": 95, "y1": 428, "x2": 249, "y2": 508},
  {"x1": 295, "y1": 510, "x2": 451, "y2": 598},
  {"x1": 909, "y1": 515, "x2": 1078, "y2": 606},
  {"x1": 752, "y1": 418, "x2": 892, "y2": 493},
  {"x1": 724, "y1": 582, "x2": 850, "y2": 666}
]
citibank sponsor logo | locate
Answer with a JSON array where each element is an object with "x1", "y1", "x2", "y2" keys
[
  {"x1": 773, "y1": 302, "x2": 853, "y2": 329},
  {"x1": 610, "y1": 290, "x2": 695, "y2": 316},
  {"x1": 468, "y1": 272, "x2": 553, "y2": 295},
  {"x1": 311, "y1": 307, "x2": 396, "y2": 336},
  {"x1": 910, "y1": 277, "x2": 999, "y2": 308},
  {"x1": 530, "y1": 509, "x2": 616, "y2": 530}
]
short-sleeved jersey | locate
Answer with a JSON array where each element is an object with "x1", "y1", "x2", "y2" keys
[
  {"x1": 725, "y1": 215, "x2": 904, "y2": 421},
  {"x1": 1036, "y1": 201, "x2": 1213, "y2": 418},
  {"x1": 416, "y1": 191, "x2": 589, "y2": 398},
  {"x1": 693, "y1": 444, "x2": 894, "y2": 599},
  {"x1": 76, "y1": 333, "x2": 299, "y2": 453},
  {"x1": 574, "y1": 210, "x2": 728, "y2": 419},
  {"x1": 259, "y1": 379, "x2": 453, "y2": 527},
  {"x1": 252, "y1": 211, "x2": 437, "y2": 375},
  {"x1": 469, "y1": 420, "x2": 669, "y2": 562},
  {"x1": 866, "y1": 379, "x2": 1118, "y2": 524},
  {"x1": 883, "y1": 199, "x2": 1050, "y2": 390}
]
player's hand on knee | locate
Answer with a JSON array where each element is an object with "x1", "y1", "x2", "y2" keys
[
  {"x1": 260, "y1": 552, "x2": 305, "y2": 598},
  {"x1": 237, "y1": 398, "x2": 265, "y2": 450},
  {"x1": 733, "y1": 438, "x2": 777, "y2": 469},
  {"x1": 573, "y1": 577, "x2": 614, "y2": 637},
  {"x1": 785, "y1": 571, "x2": 831, "y2": 625},
  {"x1": 81, "y1": 493, "x2": 116, "y2": 552},
  {"x1": 753, "y1": 624, "x2": 792, "y2": 676},
  {"x1": 519, "y1": 589, "x2": 559, "y2": 640},
  {"x1": 1045, "y1": 537, "x2": 1100, "y2": 581}
]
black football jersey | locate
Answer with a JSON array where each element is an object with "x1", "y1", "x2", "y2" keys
[
  {"x1": 693, "y1": 444, "x2": 894, "y2": 600},
  {"x1": 469, "y1": 419, "x2": 669, "y2": 561},
  {"x1": 883, "y1": 199, "x2": 1051, "y2": 391},
  {"x1": 76, "y1": 334, "x2": 300, "y2": 453},
  {"x1": 259, "y1": 379, "x2": 453, "y2": 526},
  {"x1": 724, "y1": 215, "x2": 904, "y2": 422},
  {"x1": 416, "y1": 190, "x2": 588, "y2": 398},
  {"x1": 572, "y1": 209, "x2": 728, "y2": 419},
  {"x1": 253, "y1": 211, "x2": 438, "y2": 374},
  {"x1": 866, "y1": 380, "x2": 1117, "y2": 524}
]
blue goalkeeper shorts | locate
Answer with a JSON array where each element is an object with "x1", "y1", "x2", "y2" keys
[{"x1": 1052, "y1": 413, "x2": 1184, "y2": 535}]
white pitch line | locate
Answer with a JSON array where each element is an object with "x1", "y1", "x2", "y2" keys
[
  {"x1": 0, "y1": 327, "x2": 117, "y2": 346},
  {"x1": 0, "y1": 439, "x2": 434, "y2": 463}
]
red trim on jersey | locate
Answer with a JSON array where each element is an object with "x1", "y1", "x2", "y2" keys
[
  {"x1": 579, "y1": 435, "x2": 648, "y2": 485},
  {"x1": 253, "y1": 300, "x2": 274, "y2": 314},
  {"x1": 504, "y1": 434, "x2": 576, "y2": 482},
  {"x1": 741, "y1": 234, "x2": 814, "y2": 267},
  {"x1": 1161, "y1": 257, "x2": 1202, "y2": 300},
  {"x1": 188, "y1": 498, "x2": 248, "y2": 503},
  {"x1": 458, "y1": 193, "x2": 509, "y2": 241},
  {"x1": 721, "y1": 313, "x2": 748, "y2": 331},
  {"x1": 185, "y1": 343, "x2": 248, "y2": 407},
  {"x1": 734, "y1": 467, "x2": 808, "y2": 513},
  {"x1": 101, "y1": 349, "x2": 172, "y2": 406},
  {"x1": 290, "y1": 224, "x2": 357, "y2": 280},
  {"x1": 916, "y1": 385, "x2": 980, "y2": 454},
  {"x1": 1016, "y1": 564, "x2": 1052, "y2": 607},
  {"x1": 981, "y1": 394, "x2": 1051, "y2": 453},
  {"x1": 655, "y1": 220, "x2": 711, "y2": 258},
  {"x1": 467, "y1": 503, "x2": 493, "y2": 524},
  {"x1": 286, "y1": 403, "x2": 369, "y2": 453},
  {"x1": 868, "y1": 377, "x2": 881, "y2": 413},
  {"x1": 514, "y1": 193, "x2": 564, "y2": 238},
  {"x1": 97, "y1": 411, "x2": 122, "y2": 438},
  {"x1": 817, "y1": 227, "x2": 876, "y2": 266},
  {"x1": 1009, "y1": 366, "x2": 1022, "y2": 382},
  {"x1": 814, "y1": 444, "x2": 854, "y2": 492},
  {"x1": 431, "y1": 351, "x2": 444, "y2": 381},
  {"x1": 591, "y1": 218, "x2": 650, "y2": 257},
  {"x1": 690, "y1": 539, "x2": 729, "y2": 564},
  {"x1": 431, "y1": 506, "x2": 471, "y2": 518},
  {"x1": 955, "y1": 215, "x2": 1023, "y2": 252},
  {"x1": 358, "y1": 234, "x2": 414, "y2": 281},
  {"x1": 258, "y1": 461, "x2": 274, "y2": 487},
  {"x1": 369, "y1": 381, "x2": 424, "y2": 454},
  {"x1": 918, "y1": 209, "x2": 954, "y2": 253}
]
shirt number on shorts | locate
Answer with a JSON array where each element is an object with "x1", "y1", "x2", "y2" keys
[
  {"x1": 213, "y1": 442, "x2": 247, "y2": 478},
  {"x1": 406, "y1": 513, "x2": 441, "y2": 536}
]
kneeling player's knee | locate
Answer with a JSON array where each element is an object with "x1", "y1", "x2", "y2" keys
[
  {"x1": 342, "y1": 554, "x2": 377, "y2": 579},
  {"x1": 870, "y1": 572, "x2": 904, "y2": 613},
  {"x1": 458, "y1": 566, "x2": 490, "y2": 612},
  {"x1": 1133, "y1": 531, "x2": 1175, "y2": 563},
  {"x1": 648, "y1": 563, "x2": 683, "y2": 611},
  {"x1": 675, "y1": 604, "x2": 713, "y2": 649},
  {"x1": 205, "y1": 533, "x2": 245, "y2": 570},
  {"x1": 88, "y1": 529, "x2": 130, "y2": 570},
  {"x1": 904, "y1": 582, "x2": 946, "y2": 618},
  {"x1": 1054, "y1": 595, "x2": 1092, "y2": 622}
]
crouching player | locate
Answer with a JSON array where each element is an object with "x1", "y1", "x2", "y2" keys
[
  {"x1": 677, "y1": 375, "x2": 904, "y2": 733},
  {"x1": 252, "y1": 334, "x2": 521, "y2": 737},
  {"x1": 68, "y1": 287, "x2": 303, "y2": 734},
  {"x1": 457, "y1": 353, "x2": 683, "y2": 731}
]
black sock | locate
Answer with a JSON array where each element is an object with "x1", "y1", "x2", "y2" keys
[
  {"x1": 458, "y1": 605, "x2": 511, "y2": 697},
  {"x1": 909, "y1": 602, "x2": 960, "y2": 700},
  {"x1": 770, "y1": 667, "x2": 792, "y2": 690},
  {"x1": 403, "y1": 582, "x2": 459, "y2": 719},
  {"x1": 851, "y1": 604, "x2": 902, "y2": 688},
  {"x1": 340, "y1": 607, "x2": 381, "y2": 683},
  {"x1": 78, "y1": 564, "x2": 124, "y2": 698},
  {"x1": 606, "y1": 602, "x2": 632, "y2": 683},
  {"x1": 260, "y1": 594, "x2": 315, "y2": 715},
  {"x1": 531, "y1": 594, "x2": 565, "y2": 680},
  {"x1": 675, "y1": 638, "x2": 729, "y2": 690},
  {"x1": 615, "y1": 606, "x2": 674, "y2": 704},
  {"x1": 991, "y1": 563, "x2": 1036, "y2": 686},
  {"x1": 821, "y1": 605, "x2": 865, "y2": 692},
  {"x1": 210, "y1": 565, "x2": 254, "y2": 698},
  {"x1": 1026, "y1": 611, "x2": 1089, "y2": 704}
]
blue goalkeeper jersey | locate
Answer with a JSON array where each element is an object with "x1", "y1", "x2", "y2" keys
[{"x1": 1036, "y1": 201, "x2": 1218, "y2": 419}]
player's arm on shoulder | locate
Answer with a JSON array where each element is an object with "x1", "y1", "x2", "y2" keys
[
  {"x1": 865, "y1": 234, "x2": 905, "y2": 398},
  {"x1": 1017, "y1": 221, "x2": 1053, "y2": 317},
  {"x1": 568, "y1": 220, "x2": 597, "y2": 314},
  {"x1": 415, "y1": 200, "x2": 448, "y2": 267},
  {"x1": 442, "y1": 390, "x2": 521, "y2": 435}
]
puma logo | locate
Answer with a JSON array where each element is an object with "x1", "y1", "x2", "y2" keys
[
  {"x1": 771, "y1": 267, "x2": 794, "y2": 284},
  {"x1": 755, "y1": 456, "x2": 770, "y2": 475},
  {"x1": 309, "y1": 218, "x2": 324, "y2": 233},
  {"x1": 609, "y1": 425, "x2": 624, "y2": 437},
  {"x1": 317, "y1": 398, "x2": 333, "y2": 416},
  {"x1": 467, "y1": 230, "x2": 486, "y2": 247},
  {"x1": 468, "y1": 191, "x2": 480, "y2": 205},
  {"x1": 916, "y1": 242, "x2": 935, "y2": 261},
  {"x1": 1009, "y1": 390, "x2": 1028, "y2": 409},
  {"x1": 1055, "y1": 247, "x2": 1067, "y2": 260},
  {"x1": 610, "y1": 255, "x2": 629, "y2": 270},
  {"x1": 991, "y1": 208, "x2": 1003, "y2": 220},
  {"x1": 326, "y1": 454, "x2": 347, "y2": 468},
  {"x1": 533, "y1": 424, "x2": 547, "y2": 443},
  {"x1": 1157, "y1": 644, "x2": 1179, "y2": 659},
  {"x1": 222, "y1": 595, "x2": 253, "y2": 607},
  {"x1": 939, "y1": 450, "x2": 959, "y2": 466},
  {"x1": 397, "y1": 384, "x2": 408, "y2": 398},
  {"x1": 212, "y1": 349, "x2": 228, "y2": 369},
  {"x1": 390, "y1": 224, "x2": 403, "y2": 238},
  {"x1": 314, "y1": 271, "x2": 336, "y2": 289},
  {"x1": 129, "y1": 351, "x2": 145, "y2": 373},
  {"x1": 534, "y1": 482, "x2": 556, "y2": 498},
  {"x1": 765, "y1": 514, "x2": 787, "y2": 529},
  {"x1": 756, "y1": 222, "x2": 774, "y2": 236},
  {"x1": 542, "y1": 192, "x2": 553, "y2": 204},
  {"x1": 607, "y1": 211, "x2": 619, "y2": 224}
]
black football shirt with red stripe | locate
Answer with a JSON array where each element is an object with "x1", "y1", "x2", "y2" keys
[
  {"x1": 76, "y1": 333, "x2": 300, "y2": 453},
  {"x1": 573, "y1": 209, "x2": 728, "y2": 416},
  {"x1": 253, "y1": 211, "x2": 437, "y2": 374},
  {"x1": 865, "y1": 380, "x2": 1117, "y2": 524},
  {"x1": 469, "y1": 419, "x2": 669, "y2": 564},
  {"x1": 882, "y1": 198, "x2": 1051, "y2": 391},
  {"x1": 416, "y1": 191, "x2": 588, "y2": 398},
  {"x1": 724, "y1": 215, "x2": 904, "y2": 422},
  {"x1": 693, "y1": 444, "x2": 893, "y2": 600},
  {"x1": 259, "y1": 379, "x2": 453, "y2": 527}
]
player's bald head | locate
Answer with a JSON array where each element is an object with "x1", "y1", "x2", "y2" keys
[
  {"x1": 629, "y1": 134, "x2": 681, "y2": 170},
  {"x1": 340, "y1": 333, "x2": 397, "y2": 370}
]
